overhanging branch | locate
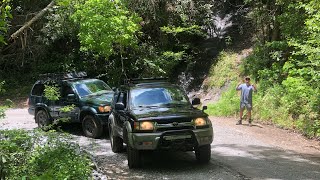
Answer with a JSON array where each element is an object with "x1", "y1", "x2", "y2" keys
[{"x1": 10, "y1": 1, "x2": 55, "y2": 40}]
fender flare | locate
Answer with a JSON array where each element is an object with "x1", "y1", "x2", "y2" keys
[
  {"x1": 79, "y1": 106, "x2": 97, "y2": 122},
  {"x1": 35, "y1": 104, "x2": 51, "y2": 122},
  {"x1": 108, "y1": 113, "x2": 119, "y2": 137},
  {"x1": 124, "y1": 121, "x2": 133, "y2": 147}
]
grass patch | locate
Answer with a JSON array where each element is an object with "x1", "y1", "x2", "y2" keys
[
  {"x1": 207, "y1": 81, "x2": 239, "y2": 117},
  {"x1": 208, "y1": 51, "x2": 239, "y2": 88}
]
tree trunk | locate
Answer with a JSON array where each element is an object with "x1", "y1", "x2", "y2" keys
[{"x1": 271, "y1": 5, "x2": 281, "y2": 41}]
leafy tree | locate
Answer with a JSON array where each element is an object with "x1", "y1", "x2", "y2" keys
[
  {"x1": 0, "y1": 0, "x2": 12, "y2": 45},
  {"x1": 71, "y1": 0, "x2": 141, "y2": 58}
]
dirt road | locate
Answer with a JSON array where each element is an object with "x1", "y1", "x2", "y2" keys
[{"x1": 1, "y1": 109, "x2": 320, "y2": 179}]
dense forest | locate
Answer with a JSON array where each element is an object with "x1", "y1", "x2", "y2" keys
[{"x1": 0, "y1": 0, "x2": 319, "y2": 134}]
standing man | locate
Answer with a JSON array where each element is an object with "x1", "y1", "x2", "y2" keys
[{"x1": 236, "y1": 77, "x2": 257, "y2": 126}]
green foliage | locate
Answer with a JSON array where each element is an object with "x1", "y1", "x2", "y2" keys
[
  {"x1": 71, "y1": 0, "x2": 141, "y2": 57},
  {"x1": 0, "y1": 81, "x2": 12, "y2": 119},
  {"x1": 60, "y1": 104, "x2": 75, "y2": 113},
  {"x1": 209, "y1": 52, "x2": 238, "y2": 88},
  {"x1": 0, "y1": 129, "x2": 92, "y2": 179},
  {"x1": 207, "y1": 81, "x2": 240, "y2": 116},
  {"x1": 0, "y1": 0, "x2": 12, "y2": 46},
  {"x1": 161, "y1": 25, "x2": 203, "y2": 36},
  {"x1": 44, "y1": 84, "x2": 61, "y2": 101},
  {"x1": 43, "y1": 85, "x2": 74, "y2": 129}
]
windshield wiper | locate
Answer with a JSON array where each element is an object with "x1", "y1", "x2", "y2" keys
[
  {"x1": 137, "y1": 105, "x2": 159, "y2": 108},
  {"x1": 163, "y1": 103, "x2": 187, "y2": 107}
]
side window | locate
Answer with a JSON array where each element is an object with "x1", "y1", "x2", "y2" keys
[
  {"x1": 31, "y1": 84, "x2": 45, "y2": 96},
  {"x1": 61, "y1": 85, "x2": 74, "y2": 99}
]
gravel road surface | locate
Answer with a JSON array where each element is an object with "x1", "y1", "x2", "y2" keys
[{"x1": 1, "y1": 109, "x2": 320, "y2": 180}]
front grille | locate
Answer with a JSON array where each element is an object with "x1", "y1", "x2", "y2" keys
[
  {"x1": 156, "y1": 126, "x2": 194, "y2": 132},
  {"x1": 156, "y1": 117, "x2": 193, "y2": 124}
]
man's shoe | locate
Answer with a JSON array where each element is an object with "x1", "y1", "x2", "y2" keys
[
  {"x1": 248, "y1": 119, "x2": 252, "y2": 127},
  {"x1": 236, "y1": 120, "x2": 242, "y2": 125}
]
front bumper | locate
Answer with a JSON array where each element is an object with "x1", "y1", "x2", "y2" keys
[
  {"x1": 129, "y1": 127, "x2": 213, "y2": 150},
  {"x1": 95, "y1": 113, "x2": 110, "y2": 125}
]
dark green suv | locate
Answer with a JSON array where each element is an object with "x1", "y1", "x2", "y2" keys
[
  {"x1": 28, "y1": 72, "x2": 114, "y2": 138},
  {"x1": 108, "y1": 78, "x2": 214, "y2": 168}
]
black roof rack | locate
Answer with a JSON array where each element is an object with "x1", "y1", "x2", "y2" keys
[
  {"x1": 39, "y1": 72, "x2": 87, "y2": 81},
  {"x1": 124, "y1": 77, "x2": 169, "y2": 85}
]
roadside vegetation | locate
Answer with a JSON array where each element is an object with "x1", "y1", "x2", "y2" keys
[
  {"x1": 0, "y1": 129, "x2": 92, "y2": 179},
  {"x1": 207, "y1": 0, "x2": 320, "y2": 138},
  {"x1": 1, "y1": 83, "x2": 92, "y2": 179}
]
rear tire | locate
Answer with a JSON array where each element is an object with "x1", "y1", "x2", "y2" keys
[
  {"x1": 109, "y1": 123, "x2": 123, "y2": 153},
  {"x1": 127, "y1": 145, "x2": 141, "y2": 169},
  {"x1": 36, "y1": 110, "x2": 51, "y2": 131},
  {"x1": 195, "y1": 144, "x2": 211, "y2": 163},
  {"x1": 82, "y1": 115, "x2": 103, "y2": 138}
]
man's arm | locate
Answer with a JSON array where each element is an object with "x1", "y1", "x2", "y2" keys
[
  {"x1": 252, "y1": 84, "x2": 257, "y2": 92},
  {"x1": 236, "y1": 83, "x2": 242, "y2": 91}
]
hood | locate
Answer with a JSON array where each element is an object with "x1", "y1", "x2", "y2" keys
[
  {"x1": 80, "y1": 92, "x2": 113, "y2": 106},
  {"x1": 131, "y1": 106, "x2": 207, "y2": 122}
]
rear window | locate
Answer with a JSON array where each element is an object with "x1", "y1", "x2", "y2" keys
[{"x1": 31, "y1": 84, "x2": 45, "y2": 96}]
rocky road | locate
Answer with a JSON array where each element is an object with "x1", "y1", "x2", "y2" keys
[{"x1": 1, "y1": 109, "x2": 320, "y2": 180}]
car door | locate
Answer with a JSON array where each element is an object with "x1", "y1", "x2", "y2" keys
[
  {"x1": 57, "y1": 84, "x2": 79, "y2": 122},
  {"x1": 29, "y1": 83, "x2": 45, "y2": 115},
  {"x1": 113, "y1": 91, "x2": 128, "y2": 134}
]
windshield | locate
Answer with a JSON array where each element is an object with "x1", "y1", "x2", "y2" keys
[
  {"x1": 130, "y1": 86, "x2": 189, "y2": 108},
  {"x1": 74, "y1": 80, "x2": 111, "y2": 97}
]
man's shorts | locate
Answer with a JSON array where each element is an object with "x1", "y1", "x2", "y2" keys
[{"x1": 240, "y1": 102, "x2": 252, "y2": 111}]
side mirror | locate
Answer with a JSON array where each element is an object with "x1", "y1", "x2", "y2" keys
[
  {"x1": 192, "y1": 98, "x2": 201, "y2": 106},
  {"x1": 67, "y1": 94, "x2": 76, "y2": 101},
  {"x1": 202, "y1": 106, "x2": 208, "y2": 111},
  {"x1": 115, "y1": 102, "x2": 125, "y2": 111},
  {"x1": 112, "y1": 87, "x2": 117, "y2": 92}
]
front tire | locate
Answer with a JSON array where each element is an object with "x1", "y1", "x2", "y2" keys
[
  {"x1": 195, "y1": 144, "x2": 211, "y2": 163},
  {"x1": 109, "y1": 123, "x2": 123, "y2": 153},
  {"x1": 36, "y1": 110, "x2": 51, "y2": 131},
  {"x1": 82, "y1": 115, "x2": 103, "y2": 138},
  {"x1": 127, "y1": 145, "x2": 141, "y2": 169}
]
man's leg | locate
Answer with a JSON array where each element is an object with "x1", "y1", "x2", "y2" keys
[
  {"x1": 237, "y1": 103, "x2": 245, "y2": 125},
  {"x1": 247, "y1": 104, "x2": 252, "y2": 126}
]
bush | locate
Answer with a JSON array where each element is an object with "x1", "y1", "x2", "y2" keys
[
  {"x1": 207, "y1": 81, "x2": 240, "y2": 117},
  {"x1": 0, "y1": 130, "x2": 92, "y2": 179}
]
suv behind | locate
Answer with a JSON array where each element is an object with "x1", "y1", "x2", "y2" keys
[
  {"x1": 108, "y1": 78, "x2": 213, "y2": 168},
  {"x1": 28, "y1": 72, "x2": 114, "y2": 138}
]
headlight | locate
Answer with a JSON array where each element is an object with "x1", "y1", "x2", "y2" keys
[
  {"x1": 98, "y1": 105, "x2": 111, "y2": 113},
  {"x1": 193, "y1": 118, "x2": 207, "y2": 126},
  {"x1": 134, "y1": 121, "x2": 154, "y2": 131}
]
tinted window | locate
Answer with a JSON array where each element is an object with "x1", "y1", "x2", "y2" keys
[
  {"x1": 61, "y1": 85, "x2": 74, "y2": 98},
  {"x1": 130, "y1": 87, "x2": 188, "y2": 107},
  {"x1": 31, "y1": 84, "x2": 45, "y2": 96}
]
